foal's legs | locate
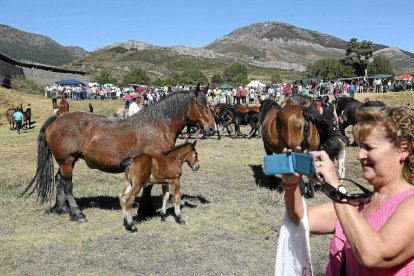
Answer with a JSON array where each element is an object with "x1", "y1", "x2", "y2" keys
[
  {"x1": 171, "y1": 179, "x2": 184, "y2": 224},
  {"x1": 119, "y1": 177, "x2": 138, "y2": 232},
  {"x1": 50, "y1": 170, "x2": 70, "y2": 214},
  {"x1": 160, "y1": 184, "x2": 170, "y2": 221},
  {"x1": 122, "y1": 180, "x2": 144, "y2": 232}
]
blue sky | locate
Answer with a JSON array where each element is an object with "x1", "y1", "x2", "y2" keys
[{"x1": 1, "y1": 0, "x2": 413, "y2": 52}]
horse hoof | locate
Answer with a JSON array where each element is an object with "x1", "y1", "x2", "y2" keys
[
  {"x1": 71, "y1": 213, "x2": 87, "y2": 223},
  {"x1": 49, "y1": 205, "x2": 70, "y2": 215},
  {"x1": 76, "y1": 217, "x2": 88, "y2": 224},
  {"x1": 160, "y1": 215, "x2": 167, "y2": 222},
  {"x1": 175, "y1": 217, "x2": 185, "y2": 225},
  {"x1": 125, "y1": 224, "x2": 137, "y2": 233}
]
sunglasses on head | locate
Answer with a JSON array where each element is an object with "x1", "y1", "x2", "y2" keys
[{"x1": 321, "y1": 178, "x2": 373, "y2": 206}]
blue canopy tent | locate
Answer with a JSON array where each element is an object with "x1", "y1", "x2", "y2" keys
[{"x1": 56, "y1": 79, "x2": 85, "y2": 86}]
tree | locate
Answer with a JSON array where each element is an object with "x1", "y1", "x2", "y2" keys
[
  {"x1": 223, "y1": 63, "x2": 248, "y2": 84},
  {"x1": 368, "y1": 55, "x2": 394, "y2": 76},
  {"x1": 343, "y1": 38, "x2": 373, "y2": 76},
  {"x1": 211, "y1": 73, "x2": 223, "y2": 84},
  {"x1": 122, "y1": 68, "x2": 151, "y2": 85},
  {"x1": 306, "y1": 58, "x2": 354, "y2": 80},
  {"x1": 178, "y1": 69, "x2": 208, "y2": 85},
  {"x1": 92, "y1": 69, "x2": 117, "y2": 84},
  {"x1": 271, "y1": 72, "x2": 283, "y2": 84}
]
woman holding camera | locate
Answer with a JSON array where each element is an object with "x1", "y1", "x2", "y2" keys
[{"x1": 281, "y1": 106, "x2": 414, "y2": 275}]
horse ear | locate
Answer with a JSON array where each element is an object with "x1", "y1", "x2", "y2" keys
[
  {"x1": 201, "y1": 83, "x2": 209, "y2": 94},
  {"x1": 195, "y1": 83, "x2": 201, "y2": 92}
]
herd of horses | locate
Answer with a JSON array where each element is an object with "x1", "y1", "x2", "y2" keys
[
  {"x1": 5, "y1": 96, "x2": 70, "y2": 131},
  {"x1": 18, "y1": 84, "x2": 385, "y2": 232}
]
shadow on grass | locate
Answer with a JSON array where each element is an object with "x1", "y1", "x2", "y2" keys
[
  {"x1": 249, "y1": 164, "x2": 282, "y2": 192},
  {"x1": 75, "y1": 193, "x2": 210, "y2": 223}
]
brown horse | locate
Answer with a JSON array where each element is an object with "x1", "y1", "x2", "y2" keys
[
  {"x1": 55, "y1": 96, "x2": 69, "y2": 117},
  {"x1": 5, "y1": 107, "x2": 17, "y2": 130},
  {"x1": 120, "y1": 140, "x2": 199, "y2": 232},
  {"x1": 261, "y1": 102, "x2": 320, "y2": 155},
  {"x1": 24, "y1": 84, "x2": 215, "y2": 222},
  {"x1": 261, "y1": 98, "x2": 346, "y2": 197},
  {"x1": 234, "y1": 104, "x2": 260, "y2": 113}
]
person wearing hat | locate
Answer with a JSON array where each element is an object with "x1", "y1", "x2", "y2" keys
[{"x1": 128, "y1": 93, "x2": 141, "y2": 116}]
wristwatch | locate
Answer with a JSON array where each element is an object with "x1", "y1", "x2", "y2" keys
[{"x1": 337, "y1": 185, "x2": 347, "y2": 199}]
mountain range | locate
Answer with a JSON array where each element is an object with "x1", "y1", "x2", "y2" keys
[{"x1": 1, "y1": 22, "x2": 413, "y2": 82}]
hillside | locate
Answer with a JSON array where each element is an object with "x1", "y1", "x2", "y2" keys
[
  {"x1": 68, "y1": 44, "x2": 295, "y2": 83},
  {"x1": 2, "y1": 22, "x2": 414, "y2": 83},
  {"x1": 68, "y1": 22, "x2": 414, "y2": 82},
  {"x1": 0, "y1": 24, "x2": 88, "y2": 66},
  {"x1": 205, "y1": 22, "x2": 414, "y2": 73}
]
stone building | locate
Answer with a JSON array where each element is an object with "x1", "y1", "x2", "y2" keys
[{"x1": 0, "y1": 51, "x2": 89, "y2": 88}]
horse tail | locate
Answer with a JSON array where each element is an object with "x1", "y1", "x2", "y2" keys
[{"x1": 22, "y1": 116, "x2": 57, "y2": 203}]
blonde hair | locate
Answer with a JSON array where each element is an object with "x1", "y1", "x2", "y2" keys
[{"x1": 353, "y1": 106, "x2": 414, "y2": 183}]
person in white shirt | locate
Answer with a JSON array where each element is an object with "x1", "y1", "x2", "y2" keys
[{"x1": 128, "y1": 94, "x2": 141, "y2": 116}]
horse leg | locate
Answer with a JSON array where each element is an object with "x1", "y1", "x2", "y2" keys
[
  {"x1": 50, "y1": 170, "x2": 70, "y2": 214},
  {"x1": 119, "y1": 177, "x2": 139, "y2": 232},
  {"x1": 171, "y1": 179, "x2": 184, "y2": 225},
  {"x1": 61, "y1": 178, "x2": 87, "y2": 222},
  {"x1": 160, "y1": 184, "x2": 170, "y2": 221},
  {"x1": 141, "y1": 185, "x2": 156, "y2": 214},
  {"x1": 59, "y1": 163, "x2": 87, "y2": 222},
  {"x1": 337, "y1": 146, "x2": 346, "y2": 179},
  {"x1": 216, "y1": 124, "x2": 221, "y2": 140}
]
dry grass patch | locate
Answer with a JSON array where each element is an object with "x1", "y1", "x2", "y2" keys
[{"x1": 0, "y1": 87, "x2": 412, "y2": 275}]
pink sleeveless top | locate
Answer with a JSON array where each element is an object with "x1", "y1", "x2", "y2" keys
[{"x1": 326, "y1": 189, "x2": 414, "y2": 276}]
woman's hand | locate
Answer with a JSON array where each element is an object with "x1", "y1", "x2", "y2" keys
[
  {"x1": 310, "y1": 150, "x2": 340, "y2": 187},
  {"x1": 280, "y1": 147, "x2": 302, "y2": 190}
]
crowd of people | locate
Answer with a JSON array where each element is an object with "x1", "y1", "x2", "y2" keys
[{"x1": 43, "y1": 76, "x2": 414, "y2": 111}]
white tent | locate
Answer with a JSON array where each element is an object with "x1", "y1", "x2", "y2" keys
[{"x1": 246, "y1": 80, "x2": 266, "y2": 88}]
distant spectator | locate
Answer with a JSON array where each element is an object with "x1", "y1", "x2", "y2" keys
[
  {"x1": 348, "y1": 82, "x2": 356, "y2": 99},
  {"x1": 128, "y1": 94, "x2": 141, "y2": 116},
  {"x1": 44, "y1": 85, "x2": 50, "y2": 98},
  {"x1": 50, "y1": 88, "x2": 58, "y2": 109},
  {"x1": 240, "y1": 86, "x2": 247, "y2": 104},
  {"x1": 124, "y1": 92, "x2": 131, "y2": 109},
  {"x1": 13, "y1": 107, "x2": 24, "y2": 134}
]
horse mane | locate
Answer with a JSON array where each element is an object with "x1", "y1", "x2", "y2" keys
[
  {"x1": 335, "y1": 96, "x2": 359, "y2": 114},
  {"x1": 259, "y1": 99, "x2": 281, "y2": 123},
  {"x1": 287, "y1": 94, "x2": 312, "y2": 106},
  {"x1": 302, "y1": 106, "x2": 335, "y2": 147},
  {"x1": 302, "y1": 106, "x2": 346, "y2": 160},
  {"x1": 131, "y1": 90, "x2": 207, "y2": 127}
]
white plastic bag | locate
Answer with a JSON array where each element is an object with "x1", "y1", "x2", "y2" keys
[{"x1": 275, "y1": 197, "x2": 313, "y2": 276}]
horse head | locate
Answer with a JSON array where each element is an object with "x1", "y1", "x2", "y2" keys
[
  {"x1": 184, "y1": 140, "x2": 199, "y2": 171},
  {"x1": 187, "y1": 83, "x2": 216, "y2": 136},
  {"x1": 277, "y1": 105, "x2": 320, "y2": 151}
]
